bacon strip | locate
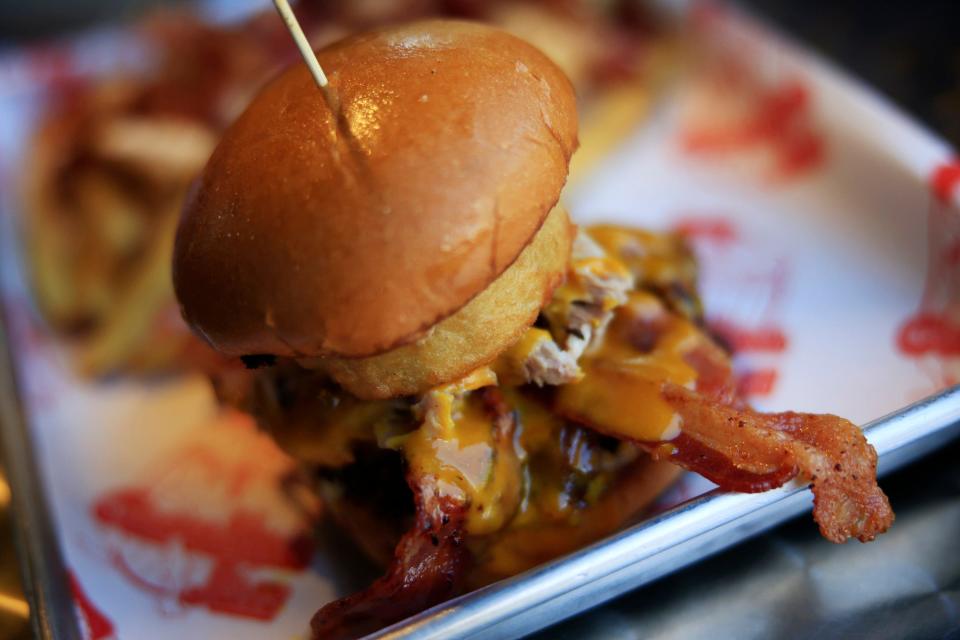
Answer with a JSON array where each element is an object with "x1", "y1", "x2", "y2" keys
[
  {"x1": 660, "y1": 384, "x2": 893, "y2": 542},
  {"x1": 310, "y1": 477, "x2": 468, "y2": 640},
  {"x1": 309, "y1": 386, "x2": 520, "y2": 638},
  {"x1": 563, "y1": 382, "x2": 893, "y2": 542},
  {"x1": 556, "y1": 292, "x2": 892, "y2": 543},
  {"x1": 663, "y1": 432, "x2": 797, "y2": 493}
]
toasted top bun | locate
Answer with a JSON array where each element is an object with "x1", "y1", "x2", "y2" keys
[
  {"x1": 315, "y1": 205, "x2": 573, "y2": 398},
  {"x1": 174, "y1": 19, "x2": 578, "y2": 359}
]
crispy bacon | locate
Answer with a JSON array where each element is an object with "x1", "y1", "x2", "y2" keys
[
  {"x1": 310, "y1": 385, "x2": 523, "y2": 638},
  {"x1": 562, "y1": 377, "x2": 893, "y2": 543},
  {"x1": 664, "y1": 432, "x2": 797, "y2": 493},
  {"x1": 660, "y1": 384, "x2": 893, "y2": 542},
  {"x1": 681, "y1": 334, "x2": 890, "y2": 542},
  {"x1": 310, "y1": 477, "x2": 469, "y2": 640},
  {"x1": 556, "y1": 286, "x2": 892, "y2": 543}
]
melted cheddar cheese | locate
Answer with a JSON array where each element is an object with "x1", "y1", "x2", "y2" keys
[
  {"x1": 399, "y1": 226, "x2": 705, "y2": 539},
  {"x1": 587, "y1": 224, "x2": 702, "y2": 320},
  {"x1": 402, "y1": 368, "x2": 524, "y2": 534},
  {"x1": 248, "y1": 225, "x2": 710, "y2": 575},
  {"x1": 401, "y1": 367, "x2": 628, "y2": 537},
  {"x1": 556, "y1": 291, "x2": 700, "y2": 442},
  {"x1": 587, "y1": 225, "x2": 696, "y2": 288},
  {"x1": 492, "y1": 328, "x2": 555, "y2": 386},
  {"x1": 547, "y1": 255, "x2": 632, "y2": 314}
]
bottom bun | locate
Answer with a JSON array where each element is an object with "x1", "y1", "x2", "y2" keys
[
  {"x1": 319, "y1": 453, "x2": 681, "y2": 587},
  {"x1": 309, "y1": 205, "x2": 575, "y2": 399},
  {"x1": 466, "y1": 457, "x2": 682, "y2": 588}
]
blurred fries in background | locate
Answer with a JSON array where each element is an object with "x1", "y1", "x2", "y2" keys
[{"x1": 21, "y1": 14, "x2": 290, "y2": 377}]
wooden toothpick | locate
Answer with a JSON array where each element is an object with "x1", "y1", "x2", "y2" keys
[{"x1": 272, "y1": 0, "x2": 331, "y2": 95}]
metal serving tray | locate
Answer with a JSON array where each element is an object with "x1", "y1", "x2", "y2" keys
[
  {"x1": 0, "y1": 313, "x2": 80, "y2": 639},
  {"x1": 1, "y1": 1, "x2": 959, "y2": 639}
]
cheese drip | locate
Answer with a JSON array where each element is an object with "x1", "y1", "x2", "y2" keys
[
  {"x1": 280, "y1": 225, "x2": 707, "y2": 542},
  {"x1": 403, "y1": 369, "x2": 639, "y2": 539},
  {"x1": 403, "y1": 369, "x2": 523, "y2": 535},
  {"x1": 495, "y1": 224, "x2": 703, "y2": 443},
  {"x1": 556, "y1": 291, "x2": 700, "y2": 442}
]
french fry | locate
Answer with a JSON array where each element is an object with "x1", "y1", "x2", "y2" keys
[
  {"x1": 91, "y1": 116, "x2": 217, "y2": 182},
  {"x1": 19, "y1": 16, "x2": 248, "y2": 374},
  {"x1": 22, "y1": 112, "x2": 91, "y2": 331},
  {"x1": 71, "y1": 166, "x2": 148, "y2": 258},
  {"x1": 75, "y1": 197, "x2": 182, "y2": 376}
]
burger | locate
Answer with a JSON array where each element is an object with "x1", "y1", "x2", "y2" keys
[
  {"x1": 22, "y1": 0, "x2": 671, "y2": 378},
  {"x1": 172, "y1": 20, "x2": 893, "y2": 639}
]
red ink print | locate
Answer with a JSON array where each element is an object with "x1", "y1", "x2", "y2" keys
[
  {"x1": 679, "y1": 9, "x2": 826, "y2": 183},
  {"x1": 710, "y1": 320, "x2": 788, "y2": 353},
  {"x1": 897, "y1": 313, "x2": 960, "y2": 356},
  {"x1": 777, "y1": 128, "x2": 824, "y2": 178},
  {"x1": 674, "y1": 216, "x2": 790, "y2": 398},
  {"x1": 69, "y1": 571, "x2": 115, "y2": 640},
  {"x1": 673, "y1": 218, "x2": 738, "y2": 244},
  {"x1": 94, "y1": 489, "x2": 311, "y2": 569},
  {"x1": 931, "y1": 161, "x2": 960, "y2": 204},
  {"x1": 179, "y1": 561, "x2": 291, "y2": 621},
  {"x1": 736, "y1": 368, "x2": 778, "y2": 397},
  {"x1": 896, "y1": 169, "x2": 960, "y2": 389},
  {"x1": 681, "y1": 77, "x2": 825, "y2": 181},
  {"x1": 90, "y1": 414, "x2": 314, "y2": 621},
  {"x1": 682, "y1": 81, "x2": 807, "y2": 152}
]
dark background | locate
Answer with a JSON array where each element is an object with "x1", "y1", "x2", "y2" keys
[{"x1": 740, "y1": 0, "x2": 960, "y2": 148}]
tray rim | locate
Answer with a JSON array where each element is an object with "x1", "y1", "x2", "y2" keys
[{"x1": 0, "y1": 306, "x2": 82, "y2": 640}]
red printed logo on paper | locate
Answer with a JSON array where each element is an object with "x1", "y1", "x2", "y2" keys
[
  {"x1": 895, "y1": 162, "x2": 960, "y2": 389},
  {"x1": 675, "y1": 215, "x2": 789, "y2": 398},
  {"x1": 69, "y1": 571, "x2": 115, "y2": 640},
  {"x1": 678, "y1": 10, "x2": 825, "y2": 182},
  {"x1": 90, "y1": 412, "x2": 316, "y2": 621},
  {"x1": 931, "y1": 161, "x2": 960, "y2": 205}
]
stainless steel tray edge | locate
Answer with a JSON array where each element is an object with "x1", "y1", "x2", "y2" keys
[
  {"x1": 372, "y1": 385, "x2": 960, "y2": 640},
  {"x1": 0, "y1": 308, "x2": 81, "y2": 640}
]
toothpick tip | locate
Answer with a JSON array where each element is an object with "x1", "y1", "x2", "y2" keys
[{"x1": 273, "y1": 0, "x2": 329, "y2": 91}]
